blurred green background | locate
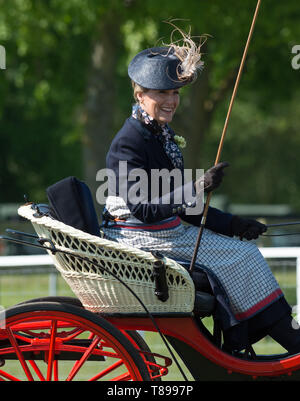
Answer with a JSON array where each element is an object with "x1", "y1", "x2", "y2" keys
[
  {"x1": 0, "y1": 0, "x2": 299, "y2": 213},
  {"x1": 0, "y1": 0, "x2": 300, "y2": 379}
]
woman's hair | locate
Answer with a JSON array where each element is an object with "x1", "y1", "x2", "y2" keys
[{"x1": 131, "y1": 80, "x2": 148, "y2": 102}]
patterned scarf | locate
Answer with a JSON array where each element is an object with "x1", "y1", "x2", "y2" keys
[{"x1": 132, "y1": 104, "x2": 184, "y2": 170}]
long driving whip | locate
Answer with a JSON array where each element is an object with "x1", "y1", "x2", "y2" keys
[{"x1": 189, "y1": 0, "x2": 262, "y2": 272}]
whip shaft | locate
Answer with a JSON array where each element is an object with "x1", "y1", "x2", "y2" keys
[{"x1": 189, "y1": 0, "x2": 262, "y2": 272}]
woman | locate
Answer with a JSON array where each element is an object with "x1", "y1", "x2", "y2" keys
[{"x1": 102, "y1": 38, "x2": 300, "y2": 354}]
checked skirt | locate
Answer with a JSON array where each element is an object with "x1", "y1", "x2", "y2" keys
[{"x1": 102, "y1": 222, "x2": 282, "y2": 321}]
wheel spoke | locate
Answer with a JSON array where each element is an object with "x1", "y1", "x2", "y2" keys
[
  {"x1": 0, "y1": 369, "x2": 21, "y2": 381},
  {"x1": 46, "y1": 320, "x2": 57, "y2": 381},
  {"x1": 53, "y1": 360, "x2": 59, "y2": 381},
  {"x1": 111, "y1": 372, "x2": 131, "y2": 381},
  {"x1": 66, "y1": 336, "x2": 100, "y2": 381},
  {"x1": 29, "y1": 360, "x2": 45, "y2": 381},
  {"x1": 6, "y1": 327, "x2": 34, "y2": 381},
  {"x1": 89, "y1": 359, "x2": 124, "y2": 381}
]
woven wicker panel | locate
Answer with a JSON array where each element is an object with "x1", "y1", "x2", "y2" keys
[{"x1": 18, "y1": 205, "x2": 195, "y2": 314}]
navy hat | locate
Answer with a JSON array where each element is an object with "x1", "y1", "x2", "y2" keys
[{"x1": 128, "y1": 46, "x2": 193, "y2": 90}]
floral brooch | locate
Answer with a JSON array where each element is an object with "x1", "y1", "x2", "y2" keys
[{"x1": 174, "y1": 135, "x2": 186, "y2": 149}]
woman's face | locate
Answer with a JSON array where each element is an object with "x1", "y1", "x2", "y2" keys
[{"x1": 136, "y1": 89, "x2": 180, "y2": 124}]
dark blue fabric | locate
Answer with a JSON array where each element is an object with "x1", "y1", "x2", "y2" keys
[
  {"x1": 128, "y1": 47, "x2": 191, "y2": 90},
  {"x1": 46, "y1": 176, "x2": 100, "y2": 236},
  {"x1": 223, "y1": 298, "x2": 291, "y2": 351},
  {"x1": 106, "y1": 116, "x2": 233, "y2": 234}
]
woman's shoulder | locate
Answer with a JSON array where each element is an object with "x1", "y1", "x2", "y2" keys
[
  {"x1": 113, "y1": 117, "x2": 152, "y2": 144},
  {"x1": 107, "y1": 117, "x2": 152, "y2": 162}
]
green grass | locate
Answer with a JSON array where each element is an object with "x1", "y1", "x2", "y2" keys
[{"x1": 0, "y1": 273, "x2": 74, "y2": 307}]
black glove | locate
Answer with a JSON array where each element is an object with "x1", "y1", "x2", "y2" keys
[
  {"x1": 199, "y1": 162, "x2": 229, "y2": 193},
  {"x1": 230, "y1": 216, "x2": 267, "y2": 240}
]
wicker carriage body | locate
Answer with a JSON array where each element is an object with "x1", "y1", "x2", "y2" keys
[{"x1": 18, "y1": 204, "x2": 195, "y2": 315}]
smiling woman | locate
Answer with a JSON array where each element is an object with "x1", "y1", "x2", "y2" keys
[
  {"x1": 136, "y1": 88, "x2": 180, "y2": 124},
  {"x1": 100, "y1": 26, "x2": 300, "y2": 356}
]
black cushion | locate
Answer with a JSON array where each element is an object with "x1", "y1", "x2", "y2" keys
[
  {"x1": 46, "y1": 176, "x2": 100, "y2": 236},
  {"x1": 193, "y1": 291, "x2": 216, "y2": 317},
  {"x1": 174, "y1": 259, "x2": 216, "y2": 316}
]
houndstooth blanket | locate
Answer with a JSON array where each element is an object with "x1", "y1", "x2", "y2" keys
[{"x1": 102, "y1": 220, "x2": 282, "y2": 321}]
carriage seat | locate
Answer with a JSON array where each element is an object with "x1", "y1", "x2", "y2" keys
[{"x1": 17, "y1": 176, "x2": 215, "y2": 317}]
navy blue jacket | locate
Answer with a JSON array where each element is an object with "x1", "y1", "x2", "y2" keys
[{"x1": 106, "y1": 116, "x2": 233, "y2": 236}]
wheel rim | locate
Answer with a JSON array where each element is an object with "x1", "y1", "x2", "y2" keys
[{"x1": 0, "y1": 309, "x2": 149, "y2": 381}]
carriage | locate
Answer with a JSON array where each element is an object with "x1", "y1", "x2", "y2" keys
[{"x1": 1, "y1": 181, "x2": 300, "y2": 382}]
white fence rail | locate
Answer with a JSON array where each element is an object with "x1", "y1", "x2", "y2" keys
[
  {"x1": 259, "y1": 247, "x2": 300, "y2": 320},
  {"x1": 0, "y1": 254, "x2": 57, "y2": 296},
  {"x1": 1, "y1": 248, "x2": 300, "y2": 318},
  {"x1": 0, "y1": 254, "x2": 52, "y2": 268}
]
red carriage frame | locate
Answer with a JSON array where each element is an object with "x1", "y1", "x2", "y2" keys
[{"x1": 1, "y1": 297, "x2": 300, "y2": 381}]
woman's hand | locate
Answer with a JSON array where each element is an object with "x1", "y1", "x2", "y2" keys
[
  {"x1": 230, "y1": 216, "x2": 267, "y2": 240},
  {"x1": 195, "y1": 162, "x2": 230, "y2": 193}
]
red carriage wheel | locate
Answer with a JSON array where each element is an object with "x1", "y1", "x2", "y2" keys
[
  {"x1": 17, "y1": 296, "x2": 165, "y2": 380},
  {"x1": 0, "y1": 302, "x2": 150, "y2": 381}
]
